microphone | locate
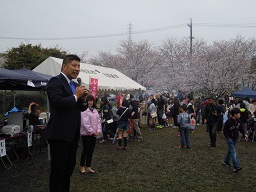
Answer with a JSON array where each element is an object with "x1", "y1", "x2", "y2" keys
[
  {"x1": 77, "y1": 77, "x2": 82, "y2": 86},
  {"x1": 77, "y1": 77, "x2": 87, "y2": 97}
]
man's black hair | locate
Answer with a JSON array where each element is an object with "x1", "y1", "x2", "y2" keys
[
  {"x1": 62, "y1": 54, "x2": 80, "y2": 65},
  {"x1": 180, "y1": 104, "x2": 187, "y2": 111},
  {"x1": 122, "y1": 99, "x2": 130, "y2": 107},
  {"x1": 231, "y1": 108, "x2": 241, "y2": 116}
]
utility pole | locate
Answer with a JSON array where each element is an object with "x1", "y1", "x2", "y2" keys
[
  {"x1": 187, "y1": 18, "x2": 193, "y2": 55},
  {"x1": 128, "y1": 22, "x2": 132, "y2": 44}
]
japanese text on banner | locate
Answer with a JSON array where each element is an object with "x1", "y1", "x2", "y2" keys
[{"x1": 89, "y1": 78, "x2": 98, "y2": 99}]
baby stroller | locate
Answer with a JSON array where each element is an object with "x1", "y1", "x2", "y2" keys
[{"x1": 245, "y1": 116, "x2": 256, "y2": 142}]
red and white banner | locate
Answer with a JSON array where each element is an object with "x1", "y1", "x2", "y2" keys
[{"x1": 89, "y1": 78, "x2": 98, "y2": 99}]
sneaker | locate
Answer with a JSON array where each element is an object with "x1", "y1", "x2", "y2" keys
[
  {"x1": 99, "y1": 140, "x2": 106, "y2": 144},
  {"x1": 178, "y1": 146, "x2": 184, "y2": 149},
  {"x1": 233, "y1": 167, "x2": 242, "y2": 172},
  {"x1": 123, "y1": 147, "x2": 127, "y2": 150},
  {"x1": 116, "y1": 146, "x2": 122, "y2": 150},
  {"x1": 187, "y1": 146, "x2": 191, "y2": 149},
  {"x1": 209, "y1": 144, "x2": 216, "y2": 149},
  {"x1": 196, "y1": 123, "x2": 200, "y2": 125},
  {"x1": 223, "y1": 161, "x2": 230, "y2": 168}
]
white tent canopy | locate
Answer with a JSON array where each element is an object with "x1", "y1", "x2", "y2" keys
[{"x1": 33, "y1": 57, "x2": 146, "y2": 91}]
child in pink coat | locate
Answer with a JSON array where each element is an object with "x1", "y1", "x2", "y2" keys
[{"x1": 79, "y1": 95, "x2": 102, "y2": 174}]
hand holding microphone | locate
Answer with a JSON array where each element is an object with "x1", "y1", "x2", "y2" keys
[{"x1": 75, "y1": 77, "x2": 88, "y2": 99}]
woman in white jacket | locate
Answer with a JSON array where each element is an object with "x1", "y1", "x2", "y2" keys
[
  {"x1": 79, "y1": 95, "x2": 102, "y2": 174},
  {"x1": 148, "y1": 99, "x2": 157, "y2": 130}
]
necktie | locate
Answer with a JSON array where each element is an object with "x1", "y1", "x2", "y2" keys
[{"x1": 69, "y1": 81, "x2": 76, "y2": 94}]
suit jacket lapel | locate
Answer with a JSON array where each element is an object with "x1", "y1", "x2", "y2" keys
[{"x1": 59, "y1": 73, "x2": 73, "y2": 95}]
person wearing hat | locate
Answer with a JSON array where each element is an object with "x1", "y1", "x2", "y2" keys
[{"x1": 204, "y1": 95, "x2": 222, "y2": 149}]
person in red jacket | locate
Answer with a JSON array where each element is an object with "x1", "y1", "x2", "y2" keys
[{"x1": 223, "y1": 108, "x2": 245, "y2": 172}]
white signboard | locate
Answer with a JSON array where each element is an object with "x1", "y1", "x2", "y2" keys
[
  {"x1": 0, "y1": 140, "x2": 7, "y2": 157},
  {"x1": 27, "y1": 131, "x2": 32, "y2": 147}
]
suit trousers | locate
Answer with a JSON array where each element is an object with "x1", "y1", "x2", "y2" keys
[{"x1": 48, "y1": 138, "x2": 79, "y2": 192}]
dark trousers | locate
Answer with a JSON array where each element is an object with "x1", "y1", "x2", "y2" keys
[
  {"x1": 80, "y1": 135, "x2": 96, "y2": 167},
  {"x1": 48, "y1": 138, "x2": 78, "y2": 192},
  {"x1": 173, "y1": 114, "x2": 179, "y2": 126},
  {"x1": 157, "y1": 109, "x2": 164, "y2": 126},
  {"x1": 208, "y1": 123, "x2": 218, "y2": 147},
  {"x1": 202, "y1": 114, "x2": 206, "y2": 125},
  {"x1": 147, "y1": 113, "x2": 150, "y2": 126},
  {"x1": 102, "y1": 122, "x2": 114, "y2": 140},
  {"x1": 110, "y1": 121, "x2": 118, "y2": 136}
]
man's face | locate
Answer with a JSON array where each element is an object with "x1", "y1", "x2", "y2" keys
[
  {"x1": 234, "y1": 113, "x2": 241, "y2": 119},
  {"x1": 62, "y1": 60, "x2": 80, "y2": 79},
  {"x1": 208, "y1": 99, "x2": 214, "y2": 104}
]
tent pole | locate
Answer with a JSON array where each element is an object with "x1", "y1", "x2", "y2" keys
[
  {"x1": 46, "y1": 92, "x2": 51, "y2": 160},
  {"x1": 13, "y1": 91, "x2": 16, "y2": 107},
  {"x1": 3, "y1": 90, "x2": 6, "y2": 114}
]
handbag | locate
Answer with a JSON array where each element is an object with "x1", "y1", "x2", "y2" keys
[
  {"x1": 162, "y1": 113, "x2": 167, "y2": 119},
  {"x1": 151, "y1": 111, "x2": 157, "y2": 118},
  {"x1": 106, "y1": 118, "x2": 114, "y2": 124}
]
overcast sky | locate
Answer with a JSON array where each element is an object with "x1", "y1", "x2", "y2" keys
[{"x1": 1, "y1": 0, "x2": 256, "y2": 57}]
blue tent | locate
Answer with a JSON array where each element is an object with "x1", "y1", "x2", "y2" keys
[
  {"x1": 0, "y1": 68, "x2": 52, "y2": 90},
  {"x1": 13, "y1": 68, "x2": 52, "y2": 81},
  {"x1": 230, "y1": 88, "x2": 256, "y2": 98},
  {"x1": 4, "y1": 107, "x2": 26, "y2": 116}
]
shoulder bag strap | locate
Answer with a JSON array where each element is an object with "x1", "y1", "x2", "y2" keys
[{"x1": 118, "y1": 108, "x2": 128, "y2": 121}]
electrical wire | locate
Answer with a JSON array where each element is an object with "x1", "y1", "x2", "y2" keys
[
  {"x1": 0, "y1": 23, "x2": 256, "y2": 41},
  {"x1": 0, "y1": 24, "x2": 186, "y2": 40}
]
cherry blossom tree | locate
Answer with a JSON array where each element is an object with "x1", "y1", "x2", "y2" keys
[
  {"x1": 117, "y1": 40, "x2": 162, "y2": 86},
  {"x1": 159, "y1": 38, "x2": 191, "y2": 92},
  {"x1": 188, "y1": 36, "x2": 256, "y2": 96},
  {"x1": 88, "y1": 36, "x2": 256, "y2": 96},
  {"x1": 159, "y1": 36, "x2": 256, "y2": 97}
]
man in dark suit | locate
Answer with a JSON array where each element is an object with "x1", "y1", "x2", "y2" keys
[{"x1": 46, "y1": 54, "x2": 88, "y2": 192}]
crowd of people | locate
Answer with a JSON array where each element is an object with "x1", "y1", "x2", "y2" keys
[
  {"x1": 143, "y1": 91, "x2": 256, "y2": 173},
  {"x1": 43, "y1": 54, "x2": 256, "y2": 192},
  {"x1": 97, "y1": 90, "x2": 256, "y2": 174}
]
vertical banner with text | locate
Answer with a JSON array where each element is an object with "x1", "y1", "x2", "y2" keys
[
  {"x1": 0, "y1": 140, "x2": 6, "y2": 157},
  {"x1": 89, "y1": 77, "x2": 98, "y2": 99}
]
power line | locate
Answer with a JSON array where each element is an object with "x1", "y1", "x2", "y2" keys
[
  {"x1": 1, "y1": 23, "x2": 256, "y2": 41},
  {"x1": 0, "y1": 24, "x2": 186, "y2": 40},
  {"x1": 194, "y1": 23, "x2": 256, "y2": 28},
  {"x1": 0, "y1": 32, "x2": 128, "y2": 40},
  {"x1": 132, "y1": 24, "x2": 186, "y2": 34}
]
